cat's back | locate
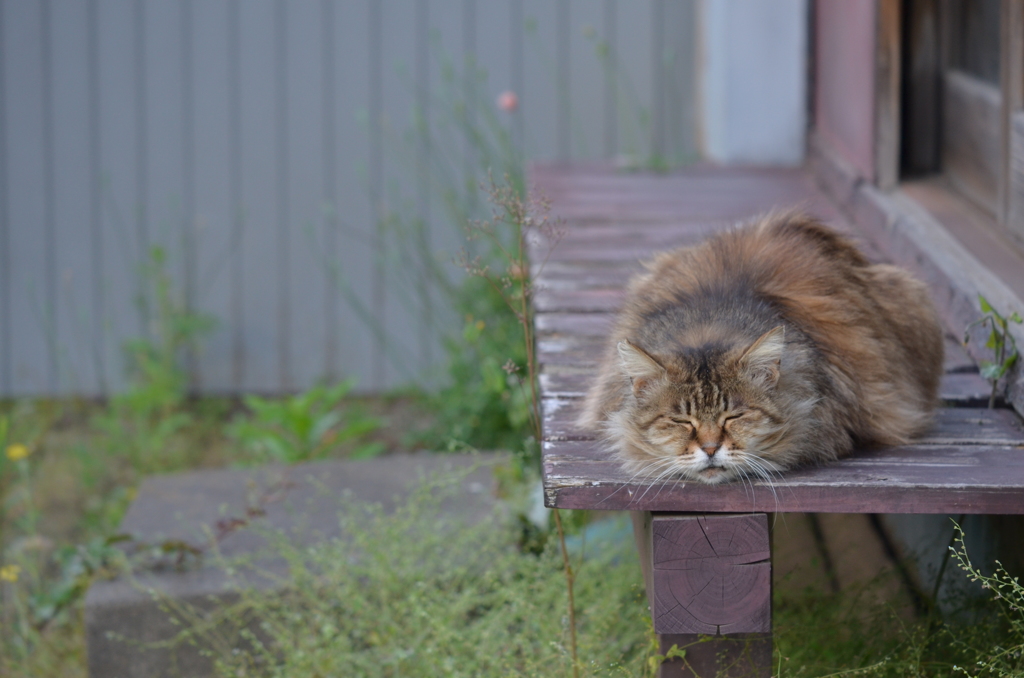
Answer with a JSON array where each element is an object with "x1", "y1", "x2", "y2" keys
[{"x1": 624, "y1": 213, "x2": 870, "y2": 317}]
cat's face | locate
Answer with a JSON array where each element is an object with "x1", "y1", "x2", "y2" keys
[{"x1": 609, "y1": 328, "x2": 790, "y2": 485}]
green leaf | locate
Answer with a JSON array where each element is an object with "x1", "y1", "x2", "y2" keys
[
  {"x1": 980, "y1": 362, "x2": 1005, "y2": 381},
  {"x1": 979, "y1": 295, "x2": 995, "y2": 315},
  {"x1": 1010, "y1": 311, "x2": 1023, "y2": 324},
  {"x1": 310, "y1": 412, "x2": 343, "y2": 446}
]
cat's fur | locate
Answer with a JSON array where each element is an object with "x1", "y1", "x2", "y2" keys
[{"x1": 578, "y1": 212, "x2": 944, "y2": 485}]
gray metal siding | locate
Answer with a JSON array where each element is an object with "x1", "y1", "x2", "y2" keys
[{"x1": 0, "y1": 0, "x2": 697, "y2": 397}]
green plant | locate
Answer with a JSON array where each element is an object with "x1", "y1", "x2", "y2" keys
[
  {"x1": 950, "y1": 523, "x2": 1024, "y2": 678},
  {"x1": 419, "y1": 276, "x2": 532, "y2": 454},
  {"x1": 227, "y1": 380, "x2": 383, "y2": 464},
  {"x1": 447, "y1": 175, "x2": 588, "y2": 675},
  {"x1": 158, "y1": 473, "x2": 651, "y2": 678},
  {"x1": 93, "y1": 245, "x2": 216, "y2": 471},
  {"x1": 0, "y1": 425, "x2": 128, "y2": 674},
  {"x1": 964, "y1": 295, "x2": 1022, "y2": 409}
]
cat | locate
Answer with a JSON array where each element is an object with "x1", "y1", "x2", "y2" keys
[{"x1": 578, "y1": 211, "x2": 944, "y2": 485}]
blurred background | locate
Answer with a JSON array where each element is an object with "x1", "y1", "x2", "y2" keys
[{"x1": 0, "y1": 0, "x2": 807, "y2": 398}]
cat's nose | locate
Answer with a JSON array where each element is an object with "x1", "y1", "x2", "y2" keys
[{"x1": 701, "y1": 442, "x2": 720, "y2": 457}]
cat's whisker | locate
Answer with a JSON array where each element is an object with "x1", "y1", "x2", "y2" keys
[
  {"x1": 637, "y1": 462, "x2": 684, "y2": 505},
  {"x1": 647, "y1": 464, "x2": 687, "y2": 505},
  {"x1": 743, "y1": 450, "x2": 797, "y2": 506},
  {"x1": 734, "y1": 452, "x2": 780, "y2": 511},
  {"x1": 735, "y1": 467, "x2": 755, "y2": 505},
  {"x1": 635, "y1": 464, "x2": 674, "y2": 504},
  {"x1": 739, "y1": 452, "x2": 789, "y2": 512},
  {"x1": 612, "y1": 457, "x2": 677, "y2": 506}
]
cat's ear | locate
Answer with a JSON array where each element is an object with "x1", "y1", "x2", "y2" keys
[
  {"x1": 739, "y1": 326, "x2": 785, "y2": 388},
  {"x1": 617, "y1": 340, "x2": 666, "y2": 399}
]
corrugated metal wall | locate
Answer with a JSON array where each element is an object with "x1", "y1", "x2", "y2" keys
[{"x1": 0, "y1": 0, "x2": 697, "y2": 397}]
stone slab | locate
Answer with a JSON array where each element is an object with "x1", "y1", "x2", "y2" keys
[{"x1": 85, "y1": 453, "x2": 505, "y2": 678}]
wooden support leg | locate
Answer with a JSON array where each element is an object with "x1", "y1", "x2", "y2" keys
[{"x1": 632, "y1": 512, "x2": 772, "y2": 678}]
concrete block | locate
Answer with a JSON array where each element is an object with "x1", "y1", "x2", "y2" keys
[{"x1": 84, "y1": 453, "x2": 505, "y2": 678}]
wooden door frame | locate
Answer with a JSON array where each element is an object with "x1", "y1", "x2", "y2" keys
[
  {"x1": 1000, "y1": 0, "x2": 1024, "y2": 228},
  {"x1": 886, "y1": 0, "x2": 1024, "y2": 244},
  {"x1": 875, "y1": 0, "x2": 902, "y2": 191}
]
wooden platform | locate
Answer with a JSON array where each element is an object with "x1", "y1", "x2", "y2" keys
[{"x1": 530, "y1": 164, "x2": 1024, "y2": 515}]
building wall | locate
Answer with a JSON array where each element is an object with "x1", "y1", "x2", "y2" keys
[
  {"x1": 813, "y1": 0, "x2": 877, "y2": 180},
  {"x1": 699, "y1": 0, "x2": 808, "y2": 166},
  {"x1": 0, "y1": 0, "x2": 698, "y2": 397}
]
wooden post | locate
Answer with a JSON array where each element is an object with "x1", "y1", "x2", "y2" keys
[
  {"x1": 874, "y1": 0, "x2": 902, "y2": 191},
  {"x1": 633, "y1": 512, "x2": 772, "y2": 678}
]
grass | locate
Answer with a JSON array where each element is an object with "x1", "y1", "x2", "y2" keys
[
  {"x1": 0, "y1": 393, "x2": 407, "y2": 678},
  {"x1": 155, "y1": 473, "x2": 653, "y2": 678},
  {"x1": 4, "y1": 396, "x2": 1024, "y2": 677}
]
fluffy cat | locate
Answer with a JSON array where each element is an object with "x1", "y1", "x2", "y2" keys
[{"x1": 578, "y1": 212, "x2": 944, "y2": 485}]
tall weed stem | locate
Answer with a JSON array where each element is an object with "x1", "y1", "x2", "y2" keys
[{"x1": 462, "y1": 175, "x2": 579, "y2": 675}]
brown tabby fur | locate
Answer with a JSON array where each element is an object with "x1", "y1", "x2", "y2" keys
[{"x1": 579, "y1": 212, "x2": 944, "y2": 485}]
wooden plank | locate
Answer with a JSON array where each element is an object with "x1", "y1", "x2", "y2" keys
[
  {"x1": 546, "y1": 398, "x2": 1024, "y2": 446},
  {"x1": 943, "y1": 333, "x2": 977, "y2": 373},
  {"x1": 940, "y1": 371, "x2": 1000, "y2": 406},
  {"x1": 897, "y1": 178, "x2": 1024, "y2": 312},
  {"x1": 944, "y1": 70, "x2": 1003, "y2": 215},
  {"x1": 918, "y1": 405, "x2": 1024, "y2": 443},
  {"x1": 534, "y1": 261, "x2": 640, "y2": 291},
  {"x1": 537, "y1": 338, "x2": 602, "y2": 368},
  {"x1": 534, "y1": 242, "x2": 665, "y2": 264},
  {"x1": 541, "y1": 398, "x2": 1024, "y2": 512},
  {"x1": 542, "y1": 442, "x2": 1024, "y2": 514},
  {"x1": 542, "y1": 396, "x2": 593, "y2": 441},
  {"x1": 539, "y1": 369, "x2": 588, "y2": 398},
  {"x1": 533, "y1": 288, "x2": 623, "y2": 313},
  {"x1": 535, "y1": 311, "x2": 615, "y2": 337},
  {"x1": 538, "y1": 366, "x2": 592, "y2": 398},
  {"x1": 534, "y1": 166, "x2": 841, "y2": 219}
]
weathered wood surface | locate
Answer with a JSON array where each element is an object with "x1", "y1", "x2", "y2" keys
[
  {"x1": 651, "y1": 514, "x2": 771, "y2": 635},
  {"x1": 531, "y1": 165, "x2": 1024, "y2": 515},
  {"x1": 944, "y1": 70, "x2": 1003, "y2": 215},
  {"x1": 632, "y1": 511, "x2": 773, "y2": 678},
  {"x1": 654, "y1": 633, "x2": 772, "y2": 678}
]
